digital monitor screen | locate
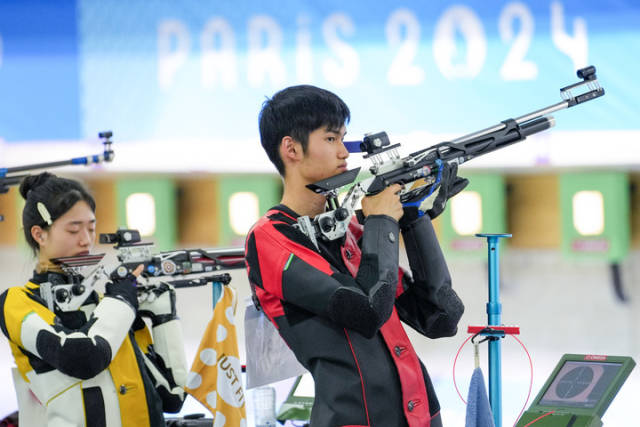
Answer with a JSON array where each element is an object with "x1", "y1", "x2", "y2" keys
[{"x1": 538, "y1": 361, "x2": 622, "y2": 408}]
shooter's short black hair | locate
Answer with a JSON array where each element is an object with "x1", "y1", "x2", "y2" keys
[{"x1": 258, "y1": 85, "x2": 350, "y2": 176}]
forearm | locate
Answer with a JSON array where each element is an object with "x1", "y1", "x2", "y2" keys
[
  {"x1": 20, "y1": 297, "x2": 135, "y2": 379},
  {"x1": 325, "y1": 214, "x2": 400, "y2": 337},
  {"x1": 150, "y1": 319, "x2": 188, "y2": 388},
  {"x1": 398, "y1": 215, "x2": 464, "y2": 336},
  {"x1": 401, "y1": 214, "x2": 452, "y2": 302}
]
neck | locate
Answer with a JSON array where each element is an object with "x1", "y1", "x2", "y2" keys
[
  {"x1": 36, "y1": 257, "x2": 64, "y2": 274},
  {"x1": 280, "y1": 179, "x2": 327, "y2": 218}
]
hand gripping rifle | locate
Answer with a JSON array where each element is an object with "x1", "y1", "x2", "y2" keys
[
  {"x1": 296, "y1": 66, "x2": 605, "y2": 248},
  {"x1": 0, "y1": 131, "x2": 115, "y2": 221}
]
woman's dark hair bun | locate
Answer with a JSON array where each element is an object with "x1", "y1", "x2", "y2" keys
[{"x1": 19, "y1": 172, "x2": 54, "y2": 199}]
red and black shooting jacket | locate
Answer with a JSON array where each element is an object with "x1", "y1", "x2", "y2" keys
[{"x1": 245, "y1": 204, "x2": 464, "y2": 427}]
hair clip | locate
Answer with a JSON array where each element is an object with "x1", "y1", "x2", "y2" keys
[{"x1": 37, "y1": 202, "x2": 53, "y2": 226}]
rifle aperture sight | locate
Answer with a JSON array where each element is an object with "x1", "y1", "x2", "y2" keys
[
  {"x1": 361, "y1": 132, "x2": 391, "y2": 155},
  {"x1": 577, "y1": 66, "x2": 596, "y2": 81},
  {"x1": 98, "y1": 130, "x2": 115, "y2": 163},
  {"x1": 99, "y1": 229, "x2": 141, "y2": 247}
]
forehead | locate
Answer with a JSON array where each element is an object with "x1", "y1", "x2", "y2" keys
[
  {"x1": 56, "y1": 201, "x2": 96, "y2": 225},
  {"x1": 319, "y1": 124, "x2": 347, "y2": 135}
]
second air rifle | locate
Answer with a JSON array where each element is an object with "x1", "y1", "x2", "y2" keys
[
  {"x1": 42, "y1": 229, "x2": 245, "y2": 312},
  {"x1": 296, "y1": 65, "x2": 605, "y2": 248},
  {"x1": 0, "y1": 131, "x2": 115, "y2": 221},
  {"x1": 99, "y1": 228, "x2": 245, "y2": 291}
]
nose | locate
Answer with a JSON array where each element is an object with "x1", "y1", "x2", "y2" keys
[
  {"x1": 338, "y1": 140, "x2": 350, "y2": 159},
  {"x1": 78, "y1": 228, "x2": 93, "y2": 248}
]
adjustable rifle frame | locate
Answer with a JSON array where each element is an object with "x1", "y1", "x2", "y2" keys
[{"x1": 296, "y1": 66, "x2": 605, "y2": 248}]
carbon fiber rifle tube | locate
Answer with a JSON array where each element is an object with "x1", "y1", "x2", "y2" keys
[
  {"x1": 519, "y1": 116, "x2": 555, "y2": 137},
  {"x1": 5, "y1": 159, "x2": 79, "y2": 174},
  {"x1": 450, "y1": 100, "x2": 567, "y2": 146}
]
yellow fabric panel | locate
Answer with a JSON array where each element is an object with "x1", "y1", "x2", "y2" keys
[
  {"x1": 8, "y1": 340, "x2": 33, "y2": 383},
  {"x1": 4, "y1": 285, "x2": 56, "y2": 347},
  {"x1": 3, "y1": 284, "x2": 58, "y2": 382},
  {"x1": 134, "y1": 323, "x2": 153, "y2": 354},
  {"x1": 108, "y1": 336, "x2": 151, "y2": 427}
]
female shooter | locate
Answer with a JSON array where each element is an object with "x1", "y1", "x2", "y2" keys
[{"x1": 0, "y1": 172, "x2": 187, "y2": 426}]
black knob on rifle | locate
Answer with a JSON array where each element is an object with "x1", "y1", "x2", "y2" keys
[
  {"x1": 577, "y1": 65, "x2": 596, "y2": 80},
  {"x1": 55, "y1": 288, "x2": 69, "y2": 303},
  {"x1": 334, "y1": 207, "x2": 349, "y2": 222},
  {"x1": 319, "y1": 216, "x2": 336, "y2": 233},
  {"x1": 72, "y1": 283, "x2": 85, "y2": 296}
]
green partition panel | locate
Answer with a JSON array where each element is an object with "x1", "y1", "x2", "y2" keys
[
  {"x1": 218, "y1": 174, "x2": 282, "y2": 246},
  {"x1": 115, "y1": 177, "x2": 176, "y2": 251},
  {"x1": 439, "y1": 173, "x2": 506, "y2": 259},
  {"x1": 560, "y1": 172, "x2": 629, "y2": 262}
]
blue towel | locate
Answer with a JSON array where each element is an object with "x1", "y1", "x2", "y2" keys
[{"x1": 465, "y1": 367, "x2": 496, "y2": 427}]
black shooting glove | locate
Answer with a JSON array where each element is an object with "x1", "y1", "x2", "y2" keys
[
  {"x1": 401, "y1": 162, "x2": 469, "y2": 226},
  {"x1": 105, "y1": 273, "x2": 139, "y2": 310}
]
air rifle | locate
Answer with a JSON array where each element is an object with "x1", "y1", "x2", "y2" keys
[
  {"x1": 41, "y1": 229, "x2": 245, "y2": 312},
  {"x1": 0, "y1": 131, "x2": 115, "y2": 221},
  {"x1": 296, "y1": 66, "x2": 605, "y2": 248},
  {"x1": 99, "y1": 228, "x2": 245, "y2": 291}
]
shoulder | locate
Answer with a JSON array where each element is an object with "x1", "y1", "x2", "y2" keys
[
  {"x1": 0, "y1": 284, "x2": 53, "y2": 341},
  {"x1": 248, "y1": 207, "x2": 313, "y2": 252},
  {"x1": 1, "y1": 284, "x2": 35, "y2": 306}
]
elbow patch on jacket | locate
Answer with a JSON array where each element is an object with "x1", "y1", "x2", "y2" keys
[
  {"x1": 368, "y1": 271, "x2": 396, "y2": 326},
  {"x1": 437, "y1": 286, "x2": 464, "y2": 320},
  {"x1": 433, "y1": 286, "x2": 464, "y2": 336},
  {"x1": 157, "y1": 386, "x2": 185, "y2": 413},
  {"x1": 423, "y1": 287, "x2": 465, "y2": 338},
  {"x1": 327, "y1": 285, "x2": 380, "y2": 338},
  {"x1": 35, "y1": 330, "x2": 111, "y2": 379},
  {"x1": 142, "y1": 347, "x2": 185, "y2": 413}
]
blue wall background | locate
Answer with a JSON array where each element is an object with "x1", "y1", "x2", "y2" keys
[{"x1": 1, "y1": 0, "x2": 639, "y2": 143}]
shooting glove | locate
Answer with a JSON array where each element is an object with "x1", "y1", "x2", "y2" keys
[
  {"x1": 105, "y1": 273, "x2": 139, "y2": 310},
  {"x1": 402, "y1": 162, "x2": 469, "y2": 223},
  {"x1": 138, "y1": 282, "x2": 177, "y2": 326}
]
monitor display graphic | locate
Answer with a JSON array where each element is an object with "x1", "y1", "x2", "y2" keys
[{"x1": 539, "y1": 361, "x2": 622, "y2": 408}]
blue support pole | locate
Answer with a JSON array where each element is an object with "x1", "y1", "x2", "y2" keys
[{"x1": 476, "y1": 233, "x2": 511, "y2": 427}]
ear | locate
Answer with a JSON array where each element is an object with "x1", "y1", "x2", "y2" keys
[
  {"x1": 280, "y1": 136, "x2": 303, "y2": 164},
  {"x1": 31, "y1": 225, "x2": 48, "y2": 247}
]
